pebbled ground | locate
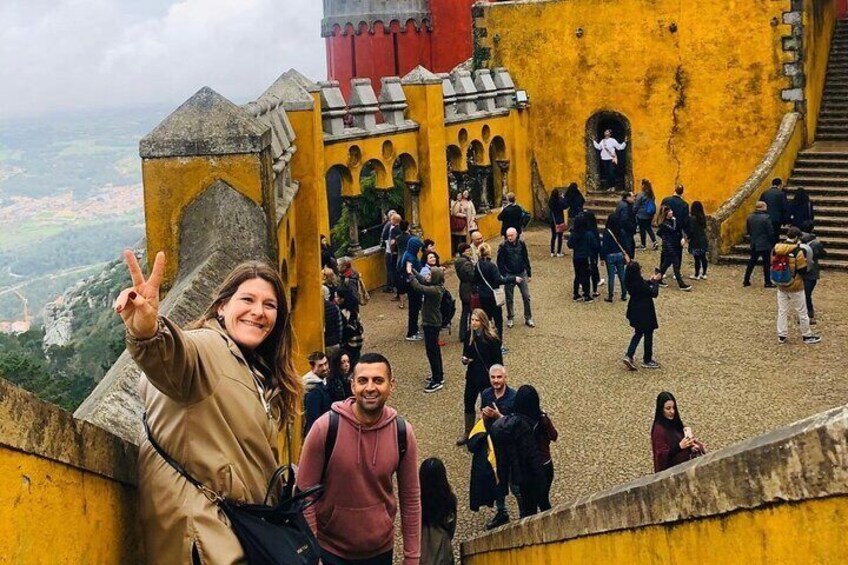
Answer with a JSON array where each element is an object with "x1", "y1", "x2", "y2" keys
[{"x1": 357, "y1": 227, "x2": 848, "y2": 561}]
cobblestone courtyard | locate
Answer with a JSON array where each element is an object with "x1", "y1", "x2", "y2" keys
[{"x1": 360, "y1": 227, "x2": 848, "y2": 553}]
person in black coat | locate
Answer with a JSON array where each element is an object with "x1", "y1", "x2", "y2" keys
[
  {"x1": 567, "y1": 214, "x2": 601, "y2": 302},
  {"x1": 660, "y1": 185, "x2": 691, "y2": 239},
  {"x1": 474, "y1": 242, "x2": 519, "y2": 341},
  {"x1": 458, "y1": 309, "x2": 503, "y2": 446},
  {"x1": 759, "y1": 178, "x2": 789, "y2": 245},
  {"x1": 623, "y1": 261, "x2": 662, "y2": 370},
  {"x1": 790, "y1": 187, "x2": 815, "y2": 229},
  {"x1": 548, "y1": 188, "x2": 567, "y2": 256},
  {"x1": 497, "y1": 193, "x2": 526, "y2": 237},
  {"x1": 562, "y1": 182, "x2": 585, "y2": 230},
  {"x1": 615, "y1": 191, "x2": 638, "y2": 258},
  {"x1": 490, "y1": 385, "x2": 550, "y2": 519},
  {"x1": 656, "y1": 207, "x2": 692, "y2": 291},
  {"x1": 688, "y1": 201, "x2": 709, "y2": 280},
  {"x1": 743, "y1": 201, "x2": 776, "y2": 287}
]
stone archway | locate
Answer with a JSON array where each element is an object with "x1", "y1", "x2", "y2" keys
[{"x1": 585, "y1": 111, "x2": 633, "y2": 193}]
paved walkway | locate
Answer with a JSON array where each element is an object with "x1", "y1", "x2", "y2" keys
[{"x1": 359, "y1": 227, "x2": 848, "y2": 555}]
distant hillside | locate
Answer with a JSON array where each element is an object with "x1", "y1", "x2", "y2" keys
[
  {"x1": 0, "y1": 258, "x2": 132, "y2": 411},
  {"x1": 0, "y1": 106, "x2": 163, "y2": 322}
]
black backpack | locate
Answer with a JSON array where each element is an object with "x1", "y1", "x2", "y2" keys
[
  {"x1": 440, "y1": 290, "x2": 457, "y2": 332},
  {"x1": 320, "y1": 411, "x2": 407, "y2": 481}
]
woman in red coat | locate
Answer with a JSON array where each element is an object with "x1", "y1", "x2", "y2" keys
[{"x1": 651, "y1": 391, "x2": 705, "y2": 472}]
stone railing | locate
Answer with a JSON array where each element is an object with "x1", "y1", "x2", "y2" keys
[
  {"x1": 462, "y1": 402, "x2": 848, "y2": 564},
  {"x1": 707, "y1": 112, "x2": 804, "y2": 262},
  {"x1": 0, "y1": 377, "x2": 140, "y2": 562},
  {"x1": 319, "y1": 76, "x2": 419, "y2": 140}
]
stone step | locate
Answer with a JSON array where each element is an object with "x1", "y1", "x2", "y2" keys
[
  {"x1": 794, "y1": 159, "x2": 848, "y2": 169},
  {"x1": 816, "y1": 133, "x2": 848, "y2": 141},
  {"x1": 797, "y1": 151, "x2": 848, "y2": 160},
  {"x1": 787, "y1": 182, "x2": 848, "y2": 192},
  {"x1": 788, "y1": 175, "x2": 848, "y2": 186},
  {"x1": 735, "y1": 234, "x2": 848, "y2": 250},
  {"x1": 790, "y1": 166, "x2": 848, "y2": 177},
  {"x1": 719, "y1": 253, "x2": 848, "y2": 270}
]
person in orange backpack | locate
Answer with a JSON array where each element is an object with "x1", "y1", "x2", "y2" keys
[{"x1": 772, "y1": 227, "x2": 821, "y2": 345}]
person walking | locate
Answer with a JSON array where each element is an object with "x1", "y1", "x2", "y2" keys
[
  {"x1": 743, "y1": 201, "x2": 776, "y2": 288},
  {"x1": 475, "y1": 242, "x2": 520, "y2": 342},
  {"x1": 592, "y1": 130, "x2": 628, "y2": 190},
  {"x1": 497, "y1": 227, "x2": 535, "y2": 328},
  {"x1": 634, "y1": 179, "x2": 658, "y2": 249},
  {"x1": 584, "y1": 211, "x2": 605, "y2": 296},
  {"x1": 408, "y1": 265, "x2": 447, "y2": 393},
  {"x1": 656, "y1": 207, "x2": 693, "y2": 291},
  {"x1": 479, "y1": 364, "x2": 516, "y2": 530},
  {"x1": 651, "y1": 391, "x2": 706, "y2": 472},
  {"x1": 773, "y1": 227, "x2": 821, "y2": 345},
  {"x1": 419, "y1": 458, "x2": 457, "y2": 565},
  {"x1": 660, "y1": 185, "x2": 691, "y2": 241},
  {"x1": 451, "y1": 191, "x2": 477, "y2": 255},
  {"x1": 760, "y1": 178, "x2": 789, "y2": 246},
  {"x1": 615, "y1": 191, "x2": 638, "y2": 259},
  {"x1": 800, "y1": 221, "x2": 826, "y2": 326},
  {"x1": 688, "y1": 201, "x2": 709, "y2": 280},
  {"x1": 623, "y1": 261, "x2": 663, "y2": 370},
  {"x1": 497, "y1": 192, "x2": 526, "y2": 238},
  {"x1": 116, "y1": 252, "x2": 302, "y2": 564},
  {"x1": 401, "y1": 236, "x2": 425, "y2": 341},
  {"x1": 454, "y1": 243, "x2": 476, "y2": 342},
  {"x1": 562, "y1": 182, "x2": 585, "y2": 230},
  {"x1": 790, "y1": 187, "x2": 815, "y2": 229},
  {"x1": 457, "y1": 309, "x2": 503, "y2": 446},
  {"x1": 548, "y1": 187, "x2": 567, "y2": 257},
  {"x1": 303, "y1": 351, "x2": 332, "y2": 436},
  {"x1": 490, "y1": 385, "x2": 550, "y2": 519},
  {"x1": 297, "y1": 353, "x2": 421, "y2": 565},
  {"x1": 568, "y1": 214, "x2": 600, "y2": 302},
  {"x1": 601, "y1": 212, "x2": 629, "y2": 303}
]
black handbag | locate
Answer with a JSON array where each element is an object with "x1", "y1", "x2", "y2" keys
[{"x1": 143, "y1": 415, "x2": 323, "y2": 565}]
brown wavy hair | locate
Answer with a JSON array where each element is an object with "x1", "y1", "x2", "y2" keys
[{"x1": 193, "y1": 261, "x2": 301, "y2": 427}]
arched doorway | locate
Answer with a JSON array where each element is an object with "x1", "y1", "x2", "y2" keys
[{"x1": 585, "y1": 111, "x2": 633, "y2": 193}]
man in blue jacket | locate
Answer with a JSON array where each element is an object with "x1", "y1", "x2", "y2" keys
[
  {"x1": 480, "y1": 364, "x2": 517, "y2": 530},
  {"x1": 760, "y1": 178, "x2": 789, "y2": 246}
]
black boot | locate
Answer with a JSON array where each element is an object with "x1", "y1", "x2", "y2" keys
[{"x1": 485, "y1": 511, "x2": 509, "y2": 530}]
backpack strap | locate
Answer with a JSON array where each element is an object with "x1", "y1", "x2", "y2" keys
[
  {"x1": 320, "y1": 411, "x2": 407, "y2": 482},
  {"x1": 321, "y1": 410, "x2": 340, "y2": 483},
  {"x1": 396, "y1": 416, "x2": 408, "y2": 465}
]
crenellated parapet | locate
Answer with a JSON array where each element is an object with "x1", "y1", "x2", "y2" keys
[{"x1": 321, "y1": 0, "x2": 431, "y2": 37}]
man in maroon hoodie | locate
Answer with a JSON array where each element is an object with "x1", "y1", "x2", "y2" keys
[{"x1": 297, "y1": 352, "x2": 421, "y2": 565}]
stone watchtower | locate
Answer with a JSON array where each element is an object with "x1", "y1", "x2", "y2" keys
[{"x1": 322, "y1": 0, "x2": 477, "y2": 97}]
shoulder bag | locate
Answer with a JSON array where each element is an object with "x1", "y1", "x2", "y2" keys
[
  {"x1": 476, "y1": 261, "x2": 505, "y2": 307},
  {"x1": 144, "y1": 415, "x2": 323, "y2": 565}
]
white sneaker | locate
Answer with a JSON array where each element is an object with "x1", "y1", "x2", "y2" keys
[
  {"x1": 550, "y1": 253, "x2": 555, "y2": 257},
  {"x1": 506, "y1": 318, "x2": 514, "y2": 328},
  {"x1": 598, "y1": 278, "x2": 606, "y2": 287},
  {"x1": 689, "y1": 274, "x2": 699, "y2": 280},
  {"x1": 556, "y1": 253, "x2": 564, "y2": 258},
  {"x1": 700, "y1": 274, "x2": 708, "y2": 280}
]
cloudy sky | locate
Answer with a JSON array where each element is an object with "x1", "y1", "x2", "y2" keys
[{"x1": 0, "y1": 0, "x2": 327, "y2": 119}]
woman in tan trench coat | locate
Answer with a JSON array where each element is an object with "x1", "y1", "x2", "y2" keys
[{"x1": 115, "y1": 251, "x2": 302, "y2": 564}]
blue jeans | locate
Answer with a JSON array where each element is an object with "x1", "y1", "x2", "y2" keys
[{"x1": 605, "y1": 253, "x2": 627, "y2": 300}]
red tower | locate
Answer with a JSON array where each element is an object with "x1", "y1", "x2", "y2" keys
[{"x1": 322, "y1": 0, "x2": 477, "y2": 97}]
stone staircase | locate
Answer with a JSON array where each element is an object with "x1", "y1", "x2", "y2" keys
[
  {"x1": 721, "y1": 21, "x2": 848, "y2": 270},
  {"x1": 584, "y1": 191, "x2": 620, "y2": 230}
]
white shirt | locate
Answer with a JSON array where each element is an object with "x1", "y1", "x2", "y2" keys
[{"x1": 594, "y1": 137, "x2": 627, "y2": 161}]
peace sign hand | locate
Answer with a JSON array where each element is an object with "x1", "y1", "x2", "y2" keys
[{"x1": 114, "y1": 250, "x2": 166, "y2": 340}]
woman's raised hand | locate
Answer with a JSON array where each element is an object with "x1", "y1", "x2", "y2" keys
[{"x1": 114, "y1": 250, "x2": 166, "y2": 339}]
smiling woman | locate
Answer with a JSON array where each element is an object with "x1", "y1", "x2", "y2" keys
[{"x1": 114, "y1": 250, "x2": 302, "y2": 564}]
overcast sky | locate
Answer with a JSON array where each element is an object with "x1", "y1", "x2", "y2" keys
[{"x1": 0, "y1": 0, "x2": 327, "y2": 120}]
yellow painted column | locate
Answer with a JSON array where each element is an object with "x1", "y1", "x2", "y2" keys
[
  {"x1": 402, "y1": 68, "x2": 452, "y2": 255},
  {"x1": 288, "y1": 93, "x2": 327, "y2": 372}
]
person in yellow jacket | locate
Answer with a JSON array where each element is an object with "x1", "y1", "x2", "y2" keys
[
  {"x1": 771, "y1": 227, "x2": 822, "y2": 345},
  {"x1": 114, "y1": 251, "x2": 302, "y2": 564}
]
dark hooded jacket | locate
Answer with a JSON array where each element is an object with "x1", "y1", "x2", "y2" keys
[
  {"x1": 626, "y1": 272, "x2": 660, "y2": 331},
  {"x1": 401, "y1": 237, "x2": 424, "y2": 274},
  {"x1": 409, "y1": 267, "x2": 446, "y2": 327},
  {"x1": 454, "y1": 254, "x2": 476, "y2": 304},
  {"x1": 490, "y1": 413, "x2": 547, "y2": 491}
]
